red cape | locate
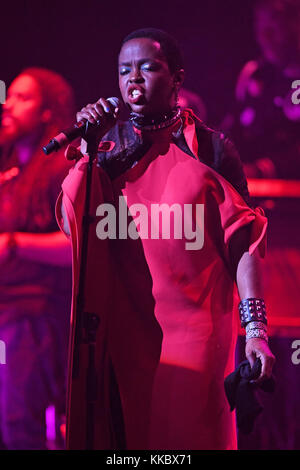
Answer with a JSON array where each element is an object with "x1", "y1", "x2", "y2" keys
[{"x1": 56, "y1": 110, "x2": 267, "y2": 450}]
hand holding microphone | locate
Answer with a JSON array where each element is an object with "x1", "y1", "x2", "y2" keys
[{"x1": 43, "y1": 97, "x2": 120, "y2": 155}]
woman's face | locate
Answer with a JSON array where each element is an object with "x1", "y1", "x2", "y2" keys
[{"x1": 118, "y1": 37, "x2": 180, "y2": 116}]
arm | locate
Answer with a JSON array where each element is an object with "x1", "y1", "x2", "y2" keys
[
  {"x1": 55, "y1": 97, "x2": 120, "y2": 240},
  {"x1": 0, "y1": 231, "x2": 71, "y2": 267},
  {"x1": 230, "y1": 227, "x2": 275, "y2": 382},
  {"x1": 215, "y1": 134, "x2": 251, "y2": 206}
]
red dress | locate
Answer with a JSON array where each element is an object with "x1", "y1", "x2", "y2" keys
[{"x1": 56, "y1": 110, "x2": 267, "y2": 450}]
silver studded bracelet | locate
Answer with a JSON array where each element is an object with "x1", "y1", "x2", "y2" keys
[
  {"x1": 245, "y1": 328, "x2": 269, "y2": 343},
  {"x1": 239, "y1": 298, "x2": 269, "y2": 343}
]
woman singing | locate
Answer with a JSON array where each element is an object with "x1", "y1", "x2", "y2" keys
[{"x1": 57, "y1": 28, "x2": 275, "y2": 450}]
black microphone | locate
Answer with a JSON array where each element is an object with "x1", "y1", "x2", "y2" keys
[{"x1": 43, "y1": 97, "x2": 120, "y2": 155}]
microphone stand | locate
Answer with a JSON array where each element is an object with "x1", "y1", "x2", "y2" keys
[{"x1": 71, "y1": 128, "x2": 100, "y2": 450}]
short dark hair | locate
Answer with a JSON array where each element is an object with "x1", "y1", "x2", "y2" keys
[{"x1": 121, "y1": 28, "x2": 184, "y2": 74}]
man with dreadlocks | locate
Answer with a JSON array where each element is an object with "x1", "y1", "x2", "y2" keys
[{"x1": 0, "y1": 68, "x2": 75, "y2": 449}]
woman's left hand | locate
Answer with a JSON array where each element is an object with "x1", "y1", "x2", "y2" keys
[{"x1": 245, "y1": 338, "x2": 276, "y2": 384}]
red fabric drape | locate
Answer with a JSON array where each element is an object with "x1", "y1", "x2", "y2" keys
[{"x1": 56, "y1": 111, "x2": 267, "y2": 450}]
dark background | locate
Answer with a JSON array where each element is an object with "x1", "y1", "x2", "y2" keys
[{"x1": 1, "y1": 0, "x2": 258, "y2": 126}]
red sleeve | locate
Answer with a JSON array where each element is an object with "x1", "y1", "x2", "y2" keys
[{"x1": 209, "y1": 173, "x2": 268, "y2": 260}]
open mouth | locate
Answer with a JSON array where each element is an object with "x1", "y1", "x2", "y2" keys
[
  {"x1": 131, "y1": 89, "x2": 142, "y2": 98},
  {"x1": 128, "y1": 87, "x2": 145, "y2": 104}
]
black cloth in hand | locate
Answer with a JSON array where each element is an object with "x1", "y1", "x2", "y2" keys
[{"x1": 224, "y1": 359, "x2": 275, "y2": 434}]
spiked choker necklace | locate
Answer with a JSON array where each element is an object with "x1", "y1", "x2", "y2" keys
[{"x1": 129, "y1": 106, "x2": 181, "y2": 131}]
